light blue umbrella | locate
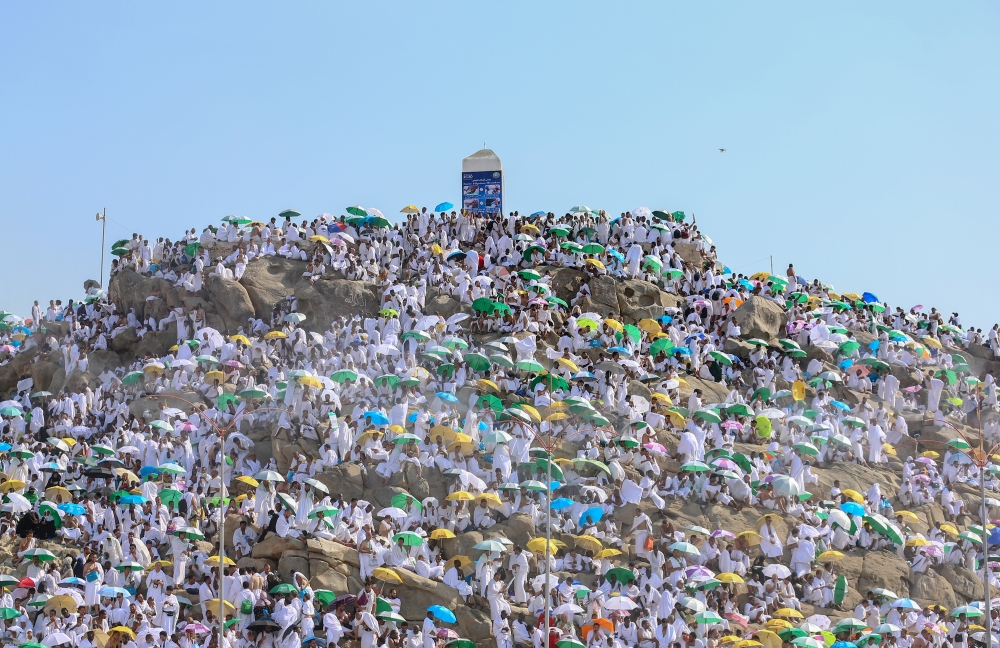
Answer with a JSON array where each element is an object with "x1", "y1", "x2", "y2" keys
[
  {"x1": 58, "y1": 503, "x2": 86, "y2": 516},
  {"x1": 436, "y1": 392, "x2": 459, "y2": 403},
  {"x1": 841, "y1": 502, "x2": 866, "y2": 517},
  {"x1": 98, "y1": 586, "x2": 132, "y2": 598},
  {"x1": 550, "y1": 498, "x2": 574, "y2": 510},
  {"x1": 363, "y1": 411, "x2": 390, "y2": 426},
  {"x1": 428, "y1": 605, "x2": 457, "y2": 623},
  {"x1": 473, "y1": 539, "x2": 507, "y2": 552},
  {"x1": 435, "y1": 202, "x2": 454, "y2": 212},
  {"x1": 119, "y1": 494, "x2": 147, "y2": 506},
  {"x1": 579, "y1": 507, "x2": 603, "y2": 525}
]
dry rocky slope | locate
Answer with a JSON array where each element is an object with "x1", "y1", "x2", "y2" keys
[{"x1": 3, "y1": 243, "x2": 1000, "y2": 644}]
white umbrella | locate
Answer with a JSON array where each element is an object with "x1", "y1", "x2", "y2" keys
[
  {"x1": 797, "y1": 525, "x2": 820, "y2": 538},
  {"x1": 604, "y1": 596, "x2": 638, "y2": 611},
  {"x1": 532, "y1": 573, "x2": 559, "y2": 591},
  {"x1": 415, "y1": 316, "x2": 441, "y2": 331},
  {"x1": 632, "y1": 207, "x2": 652, "y2": 219},
  {"x1": 1, "y1": 493, "x2": 30, "y2": 513},
  {"x1": 770, "y1": 475, "x2": 801, "y2": 497},
  {"x1": 762, "y1": 564, "x2": 791, "y2": 579},
  {"x1": 553, "y1": 603, "x2": 584, "y2": 615},
  {"x1": 334, "y1": 232, "x2": 355, "y2": 245},
  {"x1": 446, "y1": 313, "x2": 470, "y2": 325},
  {"x1": 377, "y1": 507, "x2": 408, "y2": 520},
  {"x1": 677, "y1": 595, "x2": 707, "y2": 612},
  {"x1": 43, "y1": 632, "x2": 71, "y2": 646},
  {"x1": 365, "y1": 207, "x2": 385, "y2": 219}
]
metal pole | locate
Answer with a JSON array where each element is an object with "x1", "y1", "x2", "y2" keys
[
  {"x1": 218, "y1": 425, "x2": 227, "y2": 646},
  {"x1": 98, "y1": 209, "x2": 106, "y2": 289},
  {"x1": 770, "y1": 255, "x2": 773, "y2": 275},
  {"x1": 982, "y1": 466, "x2": 991, "y2": 647},
  {"x1": 544, "y1": 450, "x2": 552, "y2": 643}
]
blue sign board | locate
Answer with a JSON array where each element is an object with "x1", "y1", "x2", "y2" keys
[{"x1": 461, "y1": 170, "x2": 503, "y2": 217}]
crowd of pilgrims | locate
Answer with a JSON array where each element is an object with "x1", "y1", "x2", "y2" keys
[{"x1": 1, "y1": 205, "x2": 999, "y2": 648}]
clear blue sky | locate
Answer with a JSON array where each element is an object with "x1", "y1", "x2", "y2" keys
[{"x1": 2, "y1": 4, "x2": 998, "y2": 327}]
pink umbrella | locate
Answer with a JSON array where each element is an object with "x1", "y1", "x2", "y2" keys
[
  {"x1": 903, "y1": 385, "x2": 922, "y2": 393},
  {"x1": 711, "y1": 458, "x2": 738, "y2": 470},
  {"x1": 923, "y1": 545, "x2": 943, "y2": 558},
  {"x1": 223, "y1": 360, "x2": 243, "y2": 368},
  {"x1": 725, "y1": 612, "x2": 749, "y2": 628},
  {"x1": 436, "y1": 629, "x2": 459, "y2": 640},
  {"x1": 330, "y1": 237, "x2": 346, "y2": 247},
  {"x1": 644, "y1": 442, "x2": 667, "y2": 455},
  {"x1": 711, "y1": 529, "x2": 736, "y2": 540},
  {"x1": 911, "y1": 305, "x2": 924, "y2": 312},
  {"x1": 685, "y1": 566, "x2": 714, "y2": 580},
  {"x1": 184, "y1": 623, "x2": 211, "y2": 634},
  {"x1": 721, "y1": 421, "x2": 744, "y2": 430},
  {"x1": 915, "y1": 457, "x2": 935, "y2": 465},
  {"x1": 177, "y1": 422, "x2": 198, "y2": 433},
  {"x1": 0, "y1": 345, "x2": 15, "y2": 354},
  {"x1": 913, "y1": 474, "x2": 931, "y2": 484}
]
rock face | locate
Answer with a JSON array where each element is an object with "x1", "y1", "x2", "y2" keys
[
  {"x1": 205, "y1": 276, "x2": 256, "y2": 333},
  {"x1": 296, "y1": 278, "x2": 381, "y2": 326},
  {"x1": 733, "y1": 296, "x2": 787, "y2": 341}
]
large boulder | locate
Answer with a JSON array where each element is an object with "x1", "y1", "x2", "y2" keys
[
  {"x1": 315, "y1": 463, "x2": 367, "y2": 501},
  {"x1": 909, "y1": 570, "x2": 960, "y2": 609},
  {"x1": 616, "y1": 279, "x2": 673, "y2": 322},
  {"x1": 295, "y1": 278, "x2": 380, "y2": 329},
  {"x1": 424, "y1": 292, "x2": 464, "y2": 320},
  {"x1": 251, "y1": 535, "x2": 306, "y2": 561},
  {"x1": 204, "y1": 276, "x2": 256, "y2": 334},
  {"x1": 240, "y1": 257, "x2": 305, "y2": 318},
  {"x1": 589, "y1": 276, "x2": 619, "y2": 312},
  {"x1": 938, "y1": 563, "x2": 984, "y2": 602},
  {"x1": 856, "y1": 551, "x2": 912, "y2": 599},
  {"x1": 733, "y1": 296, "x2": 787, "y2": 342}
]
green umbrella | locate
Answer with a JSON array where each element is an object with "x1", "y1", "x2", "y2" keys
[
  {"x1": 392, "y1": 531, "x2": 425, "y2": 546},
  {"x1": 693, "y1": 409, "x2": 722, "y2": 424},
  {"x1": 111, "y1": 247, "x2": 130, "y2": 256},
  {"x1": 605, "y1": 567, "x2": 635, "y2": 583},
  {"x1": 793, "y1": 442, "x2": 820, "y2": 456},
  {"x1": 159, "y1": 489, "x2": 183, "y2": 505},
  {"x1": 391, "y1": 493, "x2": 422, "y2": 511},
  {"x1": 238, "y1": 388, "x2": 268, "y2": 399},
  {"x1": 726, "y1": 403, "x2": 754, "y2": 417},
  {"x1": 464, "y1": 353, "x2": 491, "y2": 372},
  {"x1": 531, "y1": 373, "x2": 568, "y2": 391},
  {"x1": 581, "y1": 243, "x2": 605, "y2": 254},
  {"x1": 0, "y1": 608, "x2": 19, "y2": 620},
  {"x1": 522, "y1": 245, "x2": 545, "y2": 262},
  {"x1": 694, "y1": 611, "x2": 723, "y2": 623},
  {"x1": 472, "y1": 297, "x2": 495, "y2": 312},
  {"x1": 122, "y1": 371, "x2": 144, "y2": 385},
  {"x1": 478, "y1": 394, "x2": 504, "y2": 412},
  {"x1": 623, "y1": 324, "x2": 641, "y2": 344},
  {"x1": 519, "y1": 269, "x2": 542, "y2": 281},
  {"x1": 516, "y1": 360, "x2": 545, "y2": 373},
  {"x1": 401, "y1": 330, "x2": 431, "y2": 342},
  {"x1": 391, "y1": 433, "x2": 421, "y2": 444},
  {"x1": 436, "y1": 363, "x2": 455, "y2": 377},
  {"x1": 346, "y1": 206, "x2": 367, "y2": 217},
  {"x1": 308, "y1": 506, "x2": 340, "y2": 519},
  {"x1": 331, "y1": 370, "x2": 359, "y2": 383},
  {"x1": 708, "y1": 351, "x2": 732, "y2": 365},
  {"x1": 649, "y1": 338, "x2": 675, "y2": 355},
  {"x1": 378, "y1": 612, "x2": 406, "y2": 623},
  {"x1": 535, "y1": 458, "x2": 564, "y2": 482},
  {"x1": 217, "y1": 393, "x2": 238, "y2": 410},
  {"x1": 446, "y1": 641, "x2": 477, "y2": 648},
  {"x1": 546, "y1": 296, "x2": 568, "y2": 308},
  {"x1": 269, "y1": 583, "x2": 299, "y2": 595},
  {"x1": 838, "y1": 340, "x2": 861, "y2": 354},
  {"x1": 643, "y1": 255, "x2": 663, "y2": 272}
]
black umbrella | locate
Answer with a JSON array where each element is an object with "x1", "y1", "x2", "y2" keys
[
  {"x1": 248, "y1": 620, "x2": 280, "y2": 633},
  {"x1": 331, "y1": 594, "x2": 356, "y2": 607},
  {"x1": 83, "y1": 468, "x2": 114, "y2": 479}
]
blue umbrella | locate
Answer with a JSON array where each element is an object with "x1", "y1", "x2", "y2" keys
[
  {"x1": 98, "y1": 586, "x2": 132, "y2": 598},
  {"x1": 891, "y1": 598, "x2": 920, "y2": 610},
  {"x1": 868, "y1": 340, "x2": 880, "y2": 350},
  {"x1": 550, "y1": 498, "x2": 574, "y2": 510},
  {"x1": 674, "y1": 347, "x2": 691, "y2": 355},
  {"x1": 608, "y1": 346, "x2": 629, "y2": 354},
  {"x1": 529, "y1": 211, "x2": 547, "y2": 218},
  {"x1": 838, "y1": 359, "x2": 854, "y2": 370},
  {"x1": 435, "y1": 202, "x2": 454, "y2": 212},
  {"x1": 608, "y1": 250, "x2": 625, "y2": 263},
  {"x1": 407, "y1": 412, "x2": 434, "y2": 424},
  {"x1": 428, "y1": 605, "x2": 457, "y2": 623},
  {"x1": 832, "y1": 642, "x2": 858, "y2": 648},
  {"x1": 571, "y1": 372, "x2": 596, "y2": 381},
  {"x1": 830, "y1": 400, "x2": 851, "y2": 411},
  {"x1": 840, "y1": 502, "x2": 865, "y2": 516},
  {"x1": 0, "y1": 443, "x2": 11, "y2": 452},
  {"x1": 301, "y1": 638, "x2": 327, "y2": 646},
  {"x1": 738, "y1": 279, "x2": 755, "y2": 290},
  {"x1": 862, "y1": 292, "x2": 879, "y2": 303},
  {"x1": 446, "y1": 250, "x2": 465, "y2": 261},
  {"x1": 580, "y1": 507, "x2": 603, "y2": 525},
  {"x1": 658, "y1": 316, "x2": 673, "y2": 325},
  {"x1": 364, "y1": 411, "x2": 390, "y2": 426},
  {"x1": 139, "y1": 466, "x2": 162, "y2": 477},
  {"x1": 58, "y1": 503, "x2": 86, "y2": 516},
  {"x1": 436, "y1": 392, "x2": 459, "y2": 403},
  {"x1": 59, "y1": 577, "x2": 87, "y2": 586},
  {"x1": 119, "y1": 494, "x2": 148, "y2": 506},
  {"x1": 989, "y1": 528, "x2": 1000, "y2": 546}
]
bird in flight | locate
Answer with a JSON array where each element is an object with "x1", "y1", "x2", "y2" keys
[{"x1": 719, "y1": 148, "x2": 726, "y2": 152}]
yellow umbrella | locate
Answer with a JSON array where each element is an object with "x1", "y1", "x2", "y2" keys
[
  {"x1": 235, "y1": 475, "x2": 259, "y2": 488},
  {"x1": 940, "y1": 523, "x2": 959, "y2": 536},
  {"x1": 883, "y1": 443, "x2": 897, "y2": 455},
  {"x1": 716, "y1": 572, "x2": 744, "y2": 584},
  {"x1": 429, "y1": 528, "x2": 456, "y2": 540},
  {"x1": 452, "y1": 433, "x2": 473, "y2": 444},
  {"x1": 114, "y1": 468, "x2": 139, "y2": 483},
  {"x1": 401, "y1": 205, "x2": 420, "y2": 214},
  {"x1": 651, "y1": 393, "x2": 673, "y2": 405},
  {"x1": 666, "y1": 410, "x2": 686, "y2": 427},
  {"x1": 447, "y1": 555, "x2": 474, "y2": 570},
  {"x1": 44, "y1": 594, "x2": 79, "y2": 612},
  {"x1": 151, "y1": 560, "x2": 173, "y2": 570},
  {"x1": 773, "y1": 608, "x2": 803, "y2": 619},
  {"x1": 476, "y1": 493, "x2": 502, "y2": 506},
  {"x1": 905, "y1": 538, "x2": 930, "y2": 547},
  {"x1": 430, "y1": 425, "x2": 458, "y2": 442},
  {"x1": 446, "y1": 491, "x2": 475, "y2": 501},
  {"x1": 546, "y1": 401, "x2": 568, "y2": 410},
  {"x1": 895, "y1": 510, "x2": 920, "y2": 524},
  {"x1": 922, "y1": 337, "x2": 943, "y2": 350},
  {"x1": 309, "y1": 235, "x2": 330, "y2": 243},
  {"x1": 408, "y1": 366, "x2": 431, "y2": 379},
  {"x1": 556, "y1": 357, "x2": 579, "y2": 372},
  {"x1": 61, "y1": 438, "x2": 77, "y2": 447},
  {"x1": 721, "y1": 637, "x2": 743, "y2": 645},
  {"x1": 754, "y1": 631, "x2": 782, "y2": 648},
  {"x1": 527, "y1": 538, "x2": 563, "y2": 554},
  {"x1": 764, "y1": 620, "x2": 793, "y2": 630},
  {"x1": 817, "y1": 550, "x2": 845, "y2": 562},
  {"x1": 546, "y1": 412, "x2": 570, "y2": 422},
  {"x1": 842, "y1": 293, "x2": 861, "y2": 301},
  {"x1": 477, "y1": 379, "x2": 500, "y2": 392},
  {"x1": 594, "y1": 548, "x2": 622, "y2": 559},
  {"x1": 520, "y1": 223, "x2": 540, "y2": 234},
  {"x1": 736, "y1": 530, "x2": 762, "y2": 546},
  {"x1": 921, "y1": 450, "x2": 940, "y2": 459},
  {"x1": 750, "y1": 272, "x2": 770, "y2": 281},
  {"x1": 431, "y1": 244, "x2": 443, "y2": 256},
  {"x1": 603, "y1": 318, "x2": 623, "y2": 332},
  {"x1": 263, "y1": 331, "x2": 287, "y2": 340},
  {"x1": 553, "y1": 458, "x2": 575, "y2": 466},
  {"x1": 230, "y1": 335, "x2": 250, "y2": 345},
  {"x1": 144, "y1": 365, "x2": 164, "y2": 376},
  {"x1": 205, "y1": 598, "x2": 237, "y2": 614},
  {"x1": 372, "y1": 567, "x2": 402, "y2": 584},
  {"x1": 299, "y1": 376, "x2": 323, "y2": 389},
  {"x1": 206, "y1": 555, "x2": 237, "y2": 566},
  {"x1": 44, "y1": 486, "x2": 72, "y2": 502},
  {"x1": 111, "y1": 627, "x2": 136, "y2": 640},
  {"x1": 574, "y1": 535, "x2": 604, "y2": 552},
  {"x1": 205, "y1": 370, "x2": 225, "y2": 384},
  {"x1": 517, "y1": 404, "x2": 541, "y2": 423},
  {"x1": 389, "y1": 425, "x2": 405, "y2": 434},
  {"x1": 638, "y1": 318, "x2": 662, "y2": 334},
  {"x1": 841, "y1": 489, "x2": 864, "y2": 503},
  {"x1": 735, "y1": 641, "x2": 764, "y2": 648},
  {"x1": 585, "y1": 258, "x2": 605, "y2": 270}
]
